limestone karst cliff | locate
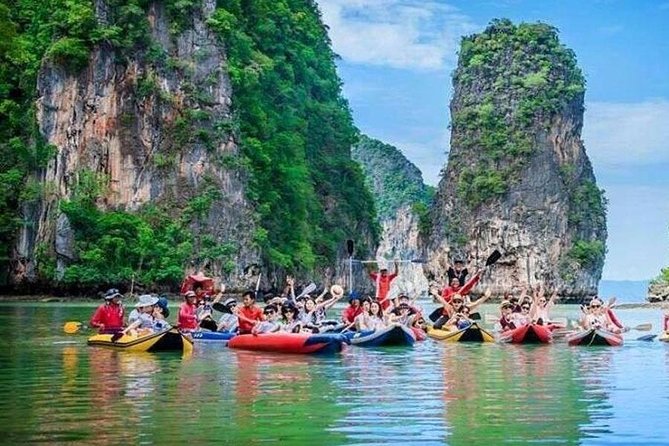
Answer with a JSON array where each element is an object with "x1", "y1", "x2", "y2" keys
[
  {"x1": 352, "y1": 135, "x2": 434, "y2": 297},
  {"x1": 0, "y1": 0, "x2": 377, "y2": 291},
  {"x1": 424, "y1": 19, "x2": 607, "y2": 301}
]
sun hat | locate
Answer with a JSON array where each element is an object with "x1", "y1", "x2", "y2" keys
[
  {"x1": 135, "y1": 294, "x2": 159, "y2": 308},
  {"x1": 104, "y1": 288, "x2": 122, "y2": 299},
  {"x1": 330, "y1": 284, "x2": 344, "y2": 297},
  {"x1": 348, "y1": 291, "x2": 361, "y2": 302},
  {"x1": 223, "y1": 298, "x2": 237, "y2": 307},
  {"x1": 184, "y1": 291, "x2": 196, "y2": 298}
]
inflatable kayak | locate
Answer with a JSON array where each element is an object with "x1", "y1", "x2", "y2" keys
[
  {"x1": 190, "y1": 331, "x2": 236, "y2": 342},
  {"x1": 499, "y1": 324, "x2": 552, "y2": 344},
  {"x1": 227, "y1": 332, "x2": 348, "y2": 354},
  {"x1": 427, "y1": 323, "x2": 494, "y2": 343},
  {"x1": 411, "y1": 326, "x2": 427, "y2": 341},
  {"x1": 346, "y1": 324, "x2": 416, "y2": 347},
  {"x1": 566, "y1": 328, "x2": 623, "y2": 346},
  {"x1": 87, "y1": 328, "x2": 193, "y2": 354}
]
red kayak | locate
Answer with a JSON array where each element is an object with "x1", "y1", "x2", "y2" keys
[
  {"x1": 227, "y1": 332, "x2": 347, "y2": 354},
  {"x1": 411, "y1": 326, "x2": 427, "y2": 341},
  {"x1": 499, "y1": 324, "x2": 552, "y2": 344},
  {"x1": 566, "y1": 328, "x2": 623, "y2": 347}
]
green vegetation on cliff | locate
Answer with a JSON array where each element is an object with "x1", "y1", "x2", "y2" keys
[
  {"x1": 0, "y1": 0, "x2": 378, "y2": 287},
  {"x1": 207, "y1": 0, "x2": 378, "y2": 270},
  {"x1": 452, "y1": 18, "x2": 586, "y2": 206},
  {"x1": 352, "y1": 135, "x2": 434, "y2": 222}
]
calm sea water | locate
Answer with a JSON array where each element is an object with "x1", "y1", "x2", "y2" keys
[{"x1": 0, "y1": 302, "x2": 668, "y2": 445}]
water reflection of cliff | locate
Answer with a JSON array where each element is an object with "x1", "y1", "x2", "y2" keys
[{"x1": 441, "y1": 344, "x2": 602, "y2": 445}]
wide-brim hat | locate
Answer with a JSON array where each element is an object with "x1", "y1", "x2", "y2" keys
[
  {"x1": 104, "y1": 288, "x2": 122, "y2": 299},
  {"x1": 223, "y1": 298, "x2": 237, "y2": 307},
  {"x1": 135, "y1": 294, "x2": 159, "y2": 308},
  {"x1": 330, "y1": 285, "x2": 344, "y2": 297},
  {"x1": 184, "y1": 291, "x2": 197, "y2": 298}
]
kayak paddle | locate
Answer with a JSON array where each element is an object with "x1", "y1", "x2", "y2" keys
[
  {"x1": 485, "y1": 249, "x2": 502, "y2": 267},
  {"x1": 295, "y1": 282, "x2": 317, "y2": 300},
  {"x1": 637, "y1": 334, "x2": 657, "y2": 342},
  {"x1": 63, "y1": 321, "x2": 84, "y2": 334},
  {"x1": 627, "y1": 323, "x2": 652, "y2": 332}
]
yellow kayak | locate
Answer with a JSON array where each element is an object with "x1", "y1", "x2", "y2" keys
[
  {"x1": 427, "y1": 323, "x2": 495, "y2": 343},
  {"x1": 87, "y1": 328, "x2": 194, "y2": 354},
  {"x1": 659, "y1": 331, "x2": 669, "y2": 342}
]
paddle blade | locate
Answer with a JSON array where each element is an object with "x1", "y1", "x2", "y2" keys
[
  {"x1": 633, "y1": 323, "x2": 652, "y2": 331},
  {"x1": 297, "y1": 282, "x2": 317, "y2": 299},
  {"x1": 485, "y1": 249, "x2": 502, "y2": 267},
  {"x1": 63, "y1": 322, "x2": 82, "y2": 334},
  {"x1": 110, "y1": 332, "x2": 124, "y2": 342},
  {"x1": 637, "y1": 334, "x2": 657, "y2": 342}
]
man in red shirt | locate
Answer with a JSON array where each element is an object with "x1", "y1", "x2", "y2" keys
[
  {"x1": 369, "y1": 261, "x2": 398, "y2": 310},
  {"x1": 90, "y1": 288, "x2": 125, "y2": 333},
  {"x1": 235, "y1": 291, "x2": 264, "y2": 334},
  {"x1": 178, "y1": 291, "x2": 199, "y2": 331},
  {"x1": 341, "y1": 292, "x2": 363, "y2": 324}
]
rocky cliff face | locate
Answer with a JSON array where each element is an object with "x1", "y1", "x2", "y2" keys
[
  {"x1": 13, "y1": 0, "x2": 258, "y2": 287},
  {"x1": 352, "y1": 135, "x2": 433, "y2": 296},
  {"x1": 424, "y1": 20, "x2": 607, "y2": 301}
]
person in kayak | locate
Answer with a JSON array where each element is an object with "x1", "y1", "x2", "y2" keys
[
  {"x1": 498, "y1": 300, "x2": 516, "y2": 331},
  {"x1": 388, "y1": 303, "x2": 417, "y2": 327},
  {"x1": 530, "y1": 286, "x2": 559, "y2": 327},
  {"x1": 581, "y1": 298, "x2": 622, "y2": 333},
  {"x1": 443, "y1": 305, "x2": 474, "y2": 330},
  {"x1": 367, "y1": 300, "x2": 387, "y2": 330},
  {"x1": 280, "y1": 303, "x2": 303, "y2": 333},
  {"x1": 432, "y1": 287, "x2": 491, "y2": 329},
  {"x1": 178, "y1": 291, "x2": 199, "y2": 331},
  {"x1": 512, "y1": 301, "x2": 532, "y2": 327},
  {"x1": 353, "y1": 298, "x2": 373, "y2": 331},
  {"x1": 252, "y1": 305, "x2": 281, "y2": 334},
  {"x1": 447, "y1": 258, "x2": 469, "y2": 287},
  {"x1": 301, "y1": 286, "x2": 345, "y2": 328},
  {"x1": 121, "y1": 295, "x2": 170, "y2": 337},
  {"x1": 235, "y1": 291, "x2": 264, "y2": 335},
  {"x1": 368, "y1": 261, "x2": 399, "y2": 311},
  {"x1": 90, "y1": 288, "x2": 125, "y2": 334},
  {"x1": 342, "y1": 292, "x2": 363, "y2": 324},
  {"x1": 216, "y1": 298, "x2": 239, "y2": 333}
]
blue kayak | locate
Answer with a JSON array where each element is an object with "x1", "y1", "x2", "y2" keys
[
  {"x1": 190, "y1": 331, "x2": 236, "y2": 342},
  {"x1": 345, "y1": 324, "x2": 416, "y2": 347}
]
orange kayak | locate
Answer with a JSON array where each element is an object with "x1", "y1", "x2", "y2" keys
[{"x1": 227, "y1": 332, "x2": 347, "y2": 354}]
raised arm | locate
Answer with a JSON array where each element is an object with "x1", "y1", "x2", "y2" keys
[{"x1": 469, "y1": 288, "x2": 492, "y2": 310}]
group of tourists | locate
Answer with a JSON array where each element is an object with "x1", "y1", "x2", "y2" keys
[{"x1": 88, "y1": 256, "x2": 628, "y2": 339}]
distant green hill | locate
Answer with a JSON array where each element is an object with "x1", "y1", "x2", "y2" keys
[{"x1": 352, "y1": 135, "x2": 434, "y2": 222}]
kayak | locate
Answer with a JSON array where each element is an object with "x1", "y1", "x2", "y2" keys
[
  {"x1": 190, "y1": 331, "x2": 236, "y2": 342},
  {"x1": 227, "y1": 332, "x2": 348, "y2": 354},
  {"x1": 346, "y1": 324, "x2": 416, "y2": 347},
  {"x1": 87, "y1": 328, "x2": 194, "y2": 354},
  {"x1": 427, "y1": 323, "x2": 495, "y2": 343},
  {"x1": 499, "y1": 324, "x2": 552, "y2": 344},
  {"x1": 411, "y1": 326, "x2": 427, "y2": 341},
  {"x1": 566, "y1": 328, "x2": 623, "y2": 346}
]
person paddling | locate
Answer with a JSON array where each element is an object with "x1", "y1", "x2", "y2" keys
[
  {"x1": 368, "y1": 261, "x2": 399, "y2": 311},
  {"x1": 90, "y1": 289, "x2": 125, "y2": 334}
]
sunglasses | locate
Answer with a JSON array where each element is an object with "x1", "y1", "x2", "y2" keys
[
  {"x1": 264, "y1": 311, "x2": 275, "y2": 315},
  {"x1": 453, "y1": 300, "x2": 463, "y2": 304},
  {"x1": 521, "y1": 306, "x2": 530, "y2": 310},
  {"x1": 590, "y1": 305, "x2": 601, "y2": 308}
]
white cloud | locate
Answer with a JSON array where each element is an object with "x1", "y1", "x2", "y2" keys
[
  {"x1": 318, "y1": 0, "x2": 477, "y2": 70},
  {"x1": 584, "y1": 99, "x2": 669, "y2": 167}
]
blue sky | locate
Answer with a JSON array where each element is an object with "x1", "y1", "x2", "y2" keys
[{"x1": 318, "y1": 0, "x2": 669, "y2": 281}]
